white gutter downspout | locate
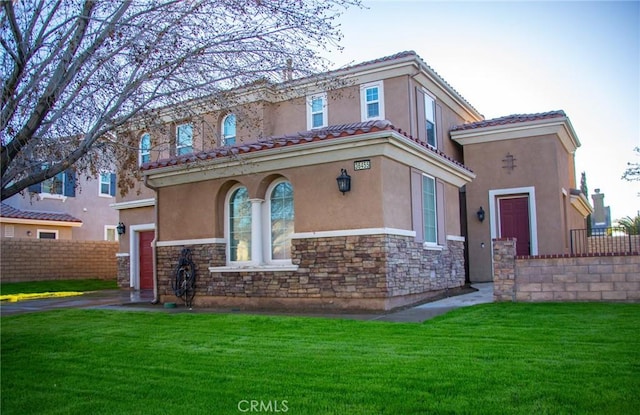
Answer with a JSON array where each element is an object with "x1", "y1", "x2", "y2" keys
[{"x1": 144, "y1": 175, "x2": 160, "y2": 304}]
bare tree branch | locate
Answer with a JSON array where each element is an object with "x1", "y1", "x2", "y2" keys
[{"x1": 1, "y1": 0, "x2": 360, "y2": 200}]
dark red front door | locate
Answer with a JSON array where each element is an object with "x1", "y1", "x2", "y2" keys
[
  {"x1": 499, "y1": 197, "x2": 531, "y2": 256},
  {"x1": 139, "y1": 231, "x2": 155, "y2": 289}
]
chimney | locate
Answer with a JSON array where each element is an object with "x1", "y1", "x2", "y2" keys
[
  {"x1": 283, "y1": 58, "x2": 293, "y2": 81},
  {"x1": 591, "y1": 189, "x2": 606, "y2": 225}
]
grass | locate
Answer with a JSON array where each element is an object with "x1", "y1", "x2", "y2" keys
[
  {"x1": 2, "y1": 303, "x2": 639, "y2": 414},
  {"x1": 0, "y1": 279, "x2": 117, "y2": 295}
]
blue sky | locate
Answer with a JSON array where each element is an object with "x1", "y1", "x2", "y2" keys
[{"x1": 325, "y1": 0, "x2": 640, "y2": 220}]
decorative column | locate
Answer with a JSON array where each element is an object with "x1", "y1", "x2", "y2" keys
[{"x1": 249, "y1": 199, "x2": 264, "y2": 265}]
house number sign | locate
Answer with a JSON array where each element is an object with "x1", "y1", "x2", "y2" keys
[{"x1": 354, "y1": 160, "x2": 371, "y2": 171}]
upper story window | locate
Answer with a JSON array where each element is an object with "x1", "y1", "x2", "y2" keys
[
  {"x1": 229, "y1": 186, "x2": 252, "y2": 262},
  {"x1": 222, "y1": 114, "x2": 236, "y2": 146},
  {"x1": 176, "y1": 123, "x2": 193, "y2": 155},
  {"x1": 307, "y1": 93, "x2": 327, "y2": 129},
  {"x1": 422, "y1": 175, "x2": 437, "y2": 244},
  {"x1": 424, "y1": 94, "x2": 436, "y2": 147},
  {"x1": 140, "y1": 133, "x2": 151, "y2": 165},
  {"x1": 42, "y1": 172, "x2": 65, "y2": 195},
  {"x1": 269, "y1": 181, "x2": 294, "y2": 260},
  {"x1": 29, "y1": 168, "x2": 76, "y2": 198},
  {"x1": 99, "y1": 172, "x2": 116, "y2": 197},
  {"x1": 360, "y1": 81, "x2": 385, "y2": 121}
]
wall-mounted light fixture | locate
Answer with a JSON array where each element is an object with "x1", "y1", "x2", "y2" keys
[
  {"x1": 116, "y1": 222, "x2": 126, "y2": 235},
  {"x1": 476, "y1": 207, "x2": 485, "y2": 222},
  {"x1": 336, "y1": 169, "x2": 351, "y2": 195}
]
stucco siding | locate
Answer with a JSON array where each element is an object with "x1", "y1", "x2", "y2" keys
[
  {"x1": 463, "y1": 134, "x2": 572, "y2": 282},
  {"x1": 118, "y1": 206, "x2": 155, "y2": 252}
]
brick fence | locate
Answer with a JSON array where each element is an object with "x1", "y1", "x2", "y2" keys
[
  {"x1": 1, "y1": 238, "x2": 118, "y2": 282},
  {"x1": 493, "y1": 238, "x2": 640, "y2": 302}
]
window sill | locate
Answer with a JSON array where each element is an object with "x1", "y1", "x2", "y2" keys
[
  {"x1": 37, "y1": 193, "x2": 67, "y2": 202},
  {"x1": 423, "y1": 243, "x2": 443, "y2": 251},
  {"x1": 209, "y1": 264, "x2": 299, "y2": 273}
]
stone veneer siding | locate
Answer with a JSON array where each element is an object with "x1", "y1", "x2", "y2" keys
[
  {"x1": 155, "y1": 234, "x2": 465, "y2": 310},
  {"x1": 116, "y1": 255, "x2": 130, "y2": 288},
  {"x1": 493, "y1": 238, "x2": 640, "y2": 302}
]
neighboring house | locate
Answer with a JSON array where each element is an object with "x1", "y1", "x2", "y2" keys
[
  {"x1": 1, "y1": 170, "x2": 120, "y2": 241},
  {"x1": 114, "y1": 51, "x2": 591, "y2": 309},
  {"x1": 451, "y1": 111, "x2": 592, "y2": 282}
]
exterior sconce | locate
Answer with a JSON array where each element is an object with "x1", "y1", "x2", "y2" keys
[
  {"x1": 477, "y1": 207, "x2": 485, "y2": 222},
  {"x1": 336, "y1": 169, "x2": 351, "y2": 195},
  {"x1": 116, "y1": 222, "x2": 126, "y2": 235}
]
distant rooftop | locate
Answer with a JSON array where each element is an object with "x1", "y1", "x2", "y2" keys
[{"x1": 1, "y1": 203, "x2": 82, "y2": 223}]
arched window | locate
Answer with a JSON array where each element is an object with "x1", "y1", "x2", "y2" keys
[
  {"x1": 140, "y1": 133, "x2": 151, "y2": 164},
  {"x1": 229, "y1": 186, "x2": 251, "y2": 262},
  {"x1": 222, "y1": 114, "x2": 236, "y2": 146},
  {"x1": 269, "y1": 181, "x2": 294, "y2": 260}
]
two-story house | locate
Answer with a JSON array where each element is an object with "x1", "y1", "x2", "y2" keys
[{"x1": 113, "y1": 51, "x2": 590, "y2": 310}]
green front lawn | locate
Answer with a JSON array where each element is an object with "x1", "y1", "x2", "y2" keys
[
  {"x1": 0, "y1": 279, "x2": 117, "y2": 295},
  {"x1": 2, "y1": 303, "x2": 639, "y2": 414}
]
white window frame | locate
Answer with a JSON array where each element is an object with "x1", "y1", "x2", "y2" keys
[
  {"x1": 422, "y1": 174, "x2": 438, "y2": 245},
  {"x1": 105, "y1": 225, "x2": 118, "y2": 241},
  {"x1": 263, "y1": 179, "x2": 294, "y2": 264},
  {"x1": 139, "y1": 133, "x2": 151, "y2": 165},
  {"x1": 37, "y1": 229, "x2": 58, "y2": 239},
  {"x1": 41, "y1": 171, "x2": 65, "y2": 196},
  {"x1": 306, "y1": 93, "x2": 328, "y2": 130},
  {"x1": 360, "y1": 81, "x2": 385, "y2": 121},
  {"x1": 99, "y1": 172, "x2": 114, "y2": 197},
  {"x1": 222, "y1": 114, "x2": 236, "y2": 146},
  {"x1": 424, "y1": 92, "x2": 437, "y2": 148},
  {"x1": 176, "y1": 123, "x2": 193, "y2": 155}
]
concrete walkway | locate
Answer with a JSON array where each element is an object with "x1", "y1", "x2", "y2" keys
[
  {"x1": 1, "y1": 283, "x2": 493, "y2": 322},
  {"x1": 372, "y1": 282, "x2": 493, "y2": 322}
]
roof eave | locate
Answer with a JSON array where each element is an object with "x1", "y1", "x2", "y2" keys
[
  {"x1": 0, "y1": 217, "x2": 83, "y2": 227},
  {"x1": 451, "y1": 116, "x2": 581, "y2": 153},
  {"x1": 143, "y1": 130, "x2": 474, "y2": 188}
]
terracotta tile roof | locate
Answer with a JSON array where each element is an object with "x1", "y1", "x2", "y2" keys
[
  {"x1": 1, "y1": 203, "x2": 82, "y2": 223},
  {"x1": 141, "y1": 120, "x2": 472, "y2": 173},
  {"x1": 327, "y1": 50, "x2": 418, "y2": 72},
  {"x1": 451, "y1": 110, "x2": 566, "y2": 131}
]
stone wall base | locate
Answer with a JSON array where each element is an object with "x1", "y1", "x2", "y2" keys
[
  {"x1": 154, "y1": 234, "x2": 466, "y2": 311},
  {"x1": 117, "y1": 255, "x2": 130, "y2": 288},
  {"x1": 160, "y1": 287, "x2": 457, "y2": 312}
]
